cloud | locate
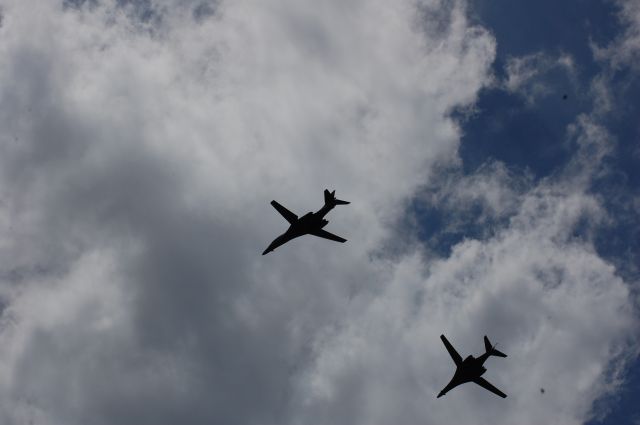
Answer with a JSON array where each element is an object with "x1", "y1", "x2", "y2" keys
[
  {"x1": 291, "y1": 116, "x2": 637, "y2": 425},
  {"x1": 0, "y1": 1, "x2": 635, "y2": 425},
  {"x1": 420, "y1": 160, "x2": 531, "y2": 224},
  {"x1": 0, "y1": 0, "x2": 496, "y2": 424},
  {"x1": 503, "y1": 51, "x2": 577, "y2": 104},
  {"x1": 590, "y1": 0, "x2": 640, "y2": 116},
  {"x1": 593, "y1": 0, "x2": 640, "y2": 71}
]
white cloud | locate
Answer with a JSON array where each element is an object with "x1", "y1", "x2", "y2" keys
[
  {"x1": 0, "y1": 0, "x2": 496, "y2": 423},
  {"x1": 0, "y1": 1, "x2": 635, "y2": 425},
  {"x1": 593, "y1": 0, "x2": 640, "y2": 71},
  {"x1": 503, "y1": 51, "x2": 577, "y2": 104},
  {"x1": 421, "y1": 161, "x2": 531, "y2": 221},
  {"x1": 291, "y1": 118, "x2": 637, "y2": 425}
]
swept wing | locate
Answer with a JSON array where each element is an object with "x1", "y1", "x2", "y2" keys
[
  {"x1": 440, "y1": 335, "x2": 462, "y2": 366},
  {"x1": 309, "y1": 229, "x2": 347, "y2": 243},
  {"x1": 473, "y1": 377, "x2": 507, "y2": 398},
  {"x1": 270, "y1": 200, "x2": 298, "y2": 224}
]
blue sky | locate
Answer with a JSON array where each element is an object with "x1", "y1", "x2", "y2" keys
[{"x1": 456, "y1": 1, "x2": 640, "y2": 422}]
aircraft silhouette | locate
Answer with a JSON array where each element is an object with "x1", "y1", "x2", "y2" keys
[
  {"x1": 437, "y1": 334, "x2": 507, "y2": 399},
  {"x1": 262, "y1": 189, "x2": 350, "y2": 255}
]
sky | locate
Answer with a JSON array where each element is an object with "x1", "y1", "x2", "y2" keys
[{"x1": 0, "y1": 0, "x2": 638, "y2": 424}]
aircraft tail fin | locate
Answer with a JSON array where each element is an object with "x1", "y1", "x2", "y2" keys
[
  {"x1": 484, "y1": 335, "x2": 507, "y2": 358},
  {"x1": 324, "y1": 189, "x2": 350, "y2": 207}
]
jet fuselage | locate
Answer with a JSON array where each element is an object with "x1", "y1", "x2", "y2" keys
[
  {"x1": 437, "y1": 335, "x2": 507, "y2": 398},
  {"x1": 283, "y1": 210, "x2": 330, "y2": 238},
  {"x1": 444, "y1": 355, "x2": 487, "y2": 392},
  {"x1": 263, "y1": 190, "x2": 349, "y2": 255}
]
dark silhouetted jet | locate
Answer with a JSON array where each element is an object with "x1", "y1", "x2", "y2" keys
[
  {"x1": 262, "y1": 190, "x2": 349, "y2": 255},
  {"x1": 437, "y1": 334, "x2": 507, "y2": 399}
]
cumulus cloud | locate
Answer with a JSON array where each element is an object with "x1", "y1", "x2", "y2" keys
[
  {"x1": 293, "y1": 116, "x2": 637, "y2": 425},
  {"x1": 0, "y1": 1, "x2": 635, "y2": 425},
  {"x1": 0, "y1": 0, "x2": 495, "y2": 423}
]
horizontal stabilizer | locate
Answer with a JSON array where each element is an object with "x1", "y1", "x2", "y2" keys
[
  {"x1": 492, "y1": 348, "x2": 507, "y2": 358},
  {"x1": 484, "y1": 335, "x2": 507, "y2": 358},
  {"x1": 324, "y1": 189, "x2": 350, "y2": 206}
]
